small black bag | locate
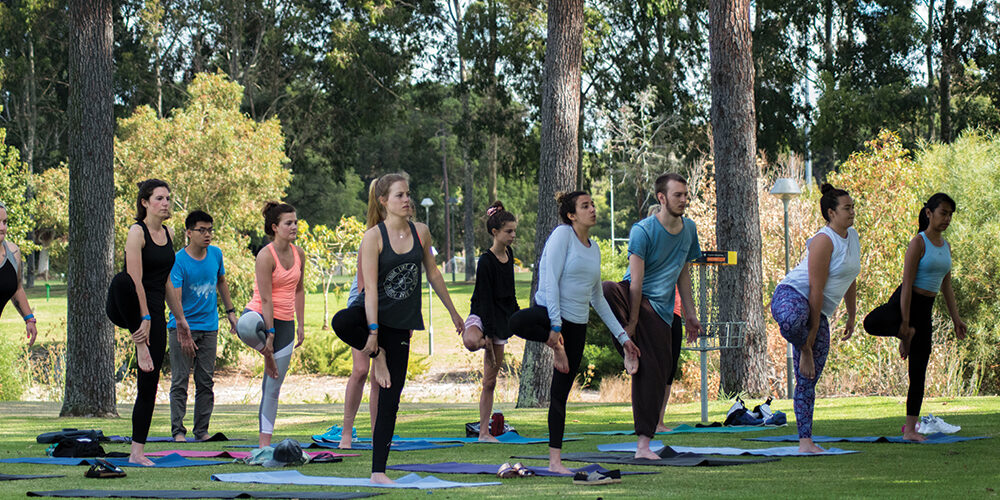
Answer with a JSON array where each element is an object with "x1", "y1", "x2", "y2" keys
[
  {"x1": 51, "y1": 437, "x2": 106, "y2": 458},
  {"x1": 37, "y1": 429, "x2": 105, "y2": 444}
]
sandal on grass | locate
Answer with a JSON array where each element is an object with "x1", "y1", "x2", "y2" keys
[
  {"x1": 512, "y1": 462, "x2": 535, "y2": 477},
  {"x1": 497, "y1": 462, "x2": 518, "y2": 479},
  {"x1": 85, "y1": 459, "x2": 126, "y2": 479},
  {"x1": 573, "y1": 469, "x2": 621, "y2": 485}
]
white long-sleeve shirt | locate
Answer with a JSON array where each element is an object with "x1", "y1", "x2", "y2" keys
[{"x1": 534, "y1": 224, "x2": 625, "y2": 337}]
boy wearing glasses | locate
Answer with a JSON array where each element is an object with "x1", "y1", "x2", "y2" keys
[{"x1": 166, "y1": 210, "x2": 239, "y2": 442}]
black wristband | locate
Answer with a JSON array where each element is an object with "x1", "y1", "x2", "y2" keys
[
  {"x1": 368, "y1": 347, "x2": 380, "y2": 359},
  {"x1": 225, "y1": 308, "x2": 236, "y2": 314}
]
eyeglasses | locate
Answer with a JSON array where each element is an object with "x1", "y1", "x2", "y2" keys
[{"x1": 190, "y1": 227, "x2": 214, "y2": 234}]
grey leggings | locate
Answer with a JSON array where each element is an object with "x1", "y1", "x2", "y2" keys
[{"x1": 259, "y1": 318, "x2": 294, "y2": 434}]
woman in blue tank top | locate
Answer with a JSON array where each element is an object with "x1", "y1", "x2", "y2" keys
[
  {"x1": 332, "y1": 172, "x2": 465, "y2": 484},
  {"x1": 864, "y1": 193, "x2": 967, "y2": 442},
  {"x1": 0, "y1": 201, "x2": 38, "y2": 346}
]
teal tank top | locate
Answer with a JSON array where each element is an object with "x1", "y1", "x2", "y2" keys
[{"x1": 913, "y1": 232, "x2": 951, "y2": 293}]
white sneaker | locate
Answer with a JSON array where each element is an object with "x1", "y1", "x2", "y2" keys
[{"x1": 919, "y1": 414, "x2": 960, "y2": 434}]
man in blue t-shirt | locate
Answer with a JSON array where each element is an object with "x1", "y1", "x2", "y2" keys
[
  {"x1": 166, "y1": 210, "x2": 238, "y2": 442},
  {"x1": 602, "y1": 172, "x2": 702, "y2": 460}
]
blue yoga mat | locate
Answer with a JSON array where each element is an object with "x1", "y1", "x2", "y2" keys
[
  {"x1": 0, "y1": 453, "x2": 230, "y2": 468},
  {"x1": 349, "y1": 431, "x2": 577, "y2": 445},
  {"x1": 309, "y1": 440, "x2": 462, "y2": 451},
  {"x1": 583, "y1": 423, "x2": 779, "y2": 436},
  {"x1": 212, "y1": 470, "x2": 500, "y2": 489},
  {"x1": 597, "y1": 441, "x2": 857, "y2": 457},
  {"x1": 744, "y1": 432, "x2": 988, "y2": 444},
  {"x1": 107, "y1": 432, "x2": 242, "y2": 443},
  {"x1": 386, "y1": 462, "x2": 657, "y2": 477}
]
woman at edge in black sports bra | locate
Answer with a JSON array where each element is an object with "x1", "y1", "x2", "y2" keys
[{"x1": 0, "y1": 200, "x2": 38, "y2": 347}]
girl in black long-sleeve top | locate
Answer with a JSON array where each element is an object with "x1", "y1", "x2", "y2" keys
[{"x1": 462, "y1": 201, "x2": 519, "y2": 442}]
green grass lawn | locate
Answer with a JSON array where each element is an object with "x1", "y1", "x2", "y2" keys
[{"x1": 0, "y1": 396, "x2": 996, "y2": 498}]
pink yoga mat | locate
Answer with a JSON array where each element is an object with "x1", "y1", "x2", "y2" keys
[{"x1": 144, "y1": 450, "x2": 360, "y2": 459}]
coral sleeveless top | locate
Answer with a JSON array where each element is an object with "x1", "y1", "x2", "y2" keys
[{"x1": 247, "y1": 243, "x2": 301, "y2": 321}]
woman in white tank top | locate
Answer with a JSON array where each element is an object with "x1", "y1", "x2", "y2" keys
[{"x1": 769, "y1": 184, "x2": 860, "y2": 453}]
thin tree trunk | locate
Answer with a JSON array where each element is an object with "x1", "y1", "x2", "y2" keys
[
  {"x1": 62, "y1": 0, "x2": 117, "y2": 417},
  {"x1": 516, "y1": 0, "x2": 583, "y2": 409},
  {"x1": 823, "y1": 0, "x2": 833, "y2": 71},
  {"x1": 939, "y1": 0, "x2": 954, "y2": 143},
  {"x1": 441, "y1": 125, "x2": 453, "y2": 275},
  {"x1": 708, "y1": 0, "x2": 768, "y2": 396},
  {"x1": 24, "y1": 35, "x2": 38, "y2": 289},
  {"x1": 926, "y1": 0, "x2": 935, "y2": 141},
  {"x1": 322, "y1": 277, "x2": 330, "y2": 330}
]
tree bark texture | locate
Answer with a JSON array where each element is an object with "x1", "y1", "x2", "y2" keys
[
  {"x1": 61, "y1": 0, "x2": 117, "y2": 417},
  {"x1": 708, "y1": 0, "x2": 768, "y2": 396},
  {"x1": 516, "y1": 0, "x2": 582, "y2": 409}
]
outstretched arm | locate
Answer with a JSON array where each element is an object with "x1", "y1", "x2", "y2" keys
[
  {"x1": 8, "y1": 243, "x2": 36, "y2": 347},
  {"x1": 418, "y1": 223, "x2": 464, "y2": 334},
  {"x1": 939, "y1": 272, "x2": 966, "y2": 339}
]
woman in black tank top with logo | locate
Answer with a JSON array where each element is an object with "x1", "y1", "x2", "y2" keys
[
  {"x1": 125, "y1": 179, "x2": 178, "y2": 465},
  {"x1": 332, "y1": 172, "x2": 465, "y2": 484},
  {"x1": 0, "y1": 201, "x2": 39, "y2": 346}
]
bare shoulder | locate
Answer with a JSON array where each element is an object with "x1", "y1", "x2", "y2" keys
[
  {"x1": 255, "y1": 244, "x2": 274, "y2": 265},
  {"x1": 166, "y1": 225, "x2": 176, "y2": 239},
  {"x1": 413, "y1": 222, "x2": 431, "y2": 245}
]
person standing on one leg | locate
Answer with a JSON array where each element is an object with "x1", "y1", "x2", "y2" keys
[
  {"x1": 769, "y1": 184, "x2": 859, "y2": 454},
  {"x1": 0, "y1": 200, "x2": 40, "y2": 347},
  {"x1": 244, "y1": 202, "x2": 306, "y2": 448},
  {"x1": 461, "y1": 201, "x2": 520, "y2": 442},
  {"x1": 656, "y1": 288, "x2": 684, "y2": 433},
  {"x1": 331, "y1": 172, "x2": 464, "y2": 484},
  {"x1": 509, "y1": 191, "x2": 629, "y2": 474},
  {"x1": 167, "y1": 210, "x2": 239, "y2": 442},
  {"x1": 863, "y1": 193, "x2": 967, "y2": 442},
  {"x1": 602, "y1": 173, "x2": 701, "y2": 460},
  {"x1": 126, "y1": 179, "x2": 176, "y2": 465}
]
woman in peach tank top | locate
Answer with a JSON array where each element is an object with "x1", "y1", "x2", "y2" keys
[{"x1": 243, "y1": 201, "x2": 306, "y2": 447}]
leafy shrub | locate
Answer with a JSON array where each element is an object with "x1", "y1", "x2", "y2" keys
[{"x1": 0, "y1": 336, "x2": 26, "y2": 401}]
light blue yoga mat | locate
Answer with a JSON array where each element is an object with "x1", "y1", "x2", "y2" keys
[
  {"x1": 309, "y1": 440, "x2": 462, "y2": 451},
  {"x1": 386, "y1": 462, "x2": 657, "y2": 476},
  {"x1": 350, "y1": 431, "x2": 577, "y2": 445},
  {"x1": 596, "y1": 441, "x2": 856, "y2": 457},
  {"x1": 745, "y1": 432, "x2": 988, "y2": 444},
  {"x1": 0, "y1": 453, "x2": 230, "y2": 468},
  {"x1": 211, "y1": 470, "x2": 501, "y2": 489},
  {"x1": 583, "y1": 424, "x2": 779, "y2": 436}
]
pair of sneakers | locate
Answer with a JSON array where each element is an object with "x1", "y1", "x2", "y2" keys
[{"x1": 917, "y1": 414, "x2": 961, "y2": 434}]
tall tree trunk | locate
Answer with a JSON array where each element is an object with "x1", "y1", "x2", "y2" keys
[
  {"x1": 926, "y1": 0, "x2": 936, "y2": 141},
  {"x1": 486, "y1": 0, "x2": 499, "y2": 205},
  {"x1": 939, "y1": 0, "x2": 954, "y2": 143},
  {"x1": 24, "y1": 35, "x2": 38, "y2": 289},
  {"x1": 516, "y1": 0, "x2": 582, "y2": 409},
  {"x1": 823, "y1": 0, "x2": 833, "y2": 71},
  {"x1": 441, "y1": 125, "x2": 453, "y2": 275},
  {"x1": 708, "y1": 0, "x2": 768, "y2": 396},
  {"x1": 62, "y1": 0, "x2": 117, "y2": 417}
]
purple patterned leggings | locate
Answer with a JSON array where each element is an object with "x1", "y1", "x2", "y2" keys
[{"x1": 770, "y1": 285, "x2": 831, "y2": 439}]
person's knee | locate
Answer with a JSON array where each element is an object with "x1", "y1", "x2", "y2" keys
[
  {"x1": 482, "y1": 374, "x2": 498, "y2": 392},
  {"x1": 462, "y1": 329, "x2": 482, "y2": 351}
]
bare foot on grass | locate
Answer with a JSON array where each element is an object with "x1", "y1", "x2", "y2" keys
[
  {"x1": 798, "y1": 442, "x2": 826, "y2": 453},
  {"x1": 128, "y1": 454, "x2": 154, "y2": 466},
  {"x1": 547, "y1": 462, "x2": 573, "y2": 475},
  {"x1": 478, "y1": 433, "x2": 500, "y2": 443},
  {"x1": 136, "y1": 344, "x2": 154, "y2": 372},
  {"x1": 372, "y1": 349, "x2": 391, "y2": 388},
  {"x1": 370, "y1": 472, "x2": 395, "y2": 484},
  {"x1": 902, "y1": 431, "x2": 926, "y2": 442},
  {"x1": 655, "y1": 424, "x2": 672, "y2": 433},
  {"x1": 337, "y1": 436, "x2": 353, "y2": 449},
  {"x1": 173, "y1": 434, "x2": 186, "y2": 443}
]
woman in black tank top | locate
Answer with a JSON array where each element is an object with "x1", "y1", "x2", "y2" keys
[
  {"x1": 125, "y1": 179, "x2": 179, "y2": 466},
  {"x1": 332, "y1": 173, "x2": 465, "y2": 484},
  {"x1": 0, "y1": 201, "x2": 39, "y2": 346}
]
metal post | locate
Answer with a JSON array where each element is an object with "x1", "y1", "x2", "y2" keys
[
  {"x1": 783, "y1": 199, "x2": 794, "y2": 399},
  {"x1": 698, "y1": 265, "x2": 709, "y2": 423},
  {"x1": 428, "y1": 278, "x2": 434, "y2": 356}
]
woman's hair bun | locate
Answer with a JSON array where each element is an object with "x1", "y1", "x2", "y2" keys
[{"x1": 820, "y1": 183, "x2": 834, "y2": 195}]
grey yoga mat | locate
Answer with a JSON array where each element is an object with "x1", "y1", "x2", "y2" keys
[
  {"x1": 744, "y1": 432, "x2": 988, "y2": 444},
  {"x1": 597, "y1": 441, "x2": 858, "y2": 456},
  {"x1": 0, "y1": 473, "x2": 64, "y2": 481},
  {"x1": 510, "y1": 451, "x2": 779, "y2": 467},
  {"x1": 581, "y1": 423, "x2": 779, "y2": 436},
  {"x1": 211, "y1": 470, "x2": 500, "y2": 490},
  {"x1": 26, "y1": 490, "x2": 379, "y2": 499}
]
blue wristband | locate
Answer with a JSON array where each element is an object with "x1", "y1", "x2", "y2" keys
[
  {"x1": 266, "y1": 327, "x2": 275, "y2": 334},
  {"x1": 23, "y1": 314, "x2": 34, "y2": 322},
  {"x1": 369, "y1": 323, "x2": 379, "y2": 331},
  {"x1": 551, "y1": 325, "x2": 562, "y2": 333},
  {"x1": 141, "y1": 315, "x2": 151, "y2": 321}
]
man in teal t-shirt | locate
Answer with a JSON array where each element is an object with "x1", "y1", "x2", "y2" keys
[
  {"x1": 167, "y1": 210, "x2": 238, "y2": 442},
  {"x1": 602, "y1": 173, "x2": 702, "y2": 460}
]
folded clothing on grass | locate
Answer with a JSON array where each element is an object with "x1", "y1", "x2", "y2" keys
[
  {"x1": 26, "y1": 490, "x2": 379, "y2": 499},
  {"x1": 510, "y1": 451, "x2": 779, "y2": 467},
  {"x1": 744, "y1": 433, "x2": 989, "y2": 444},
  {"x1": 211, "y1": 470, "x2": 500, "y2": 489},
  {"x1": 386, "y1": 462, "x2": 657, "y2": 477},
  {"x1": 0, "y1": 453, "x2": 230, "y2": 468}
]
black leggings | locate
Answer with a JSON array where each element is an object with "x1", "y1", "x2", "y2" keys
[
  {"x1": 508, "y1": 305, "x2": 586, "y2": 449},
  {"x1": 863, "y1": 286, "x2": 936, "y2": 416},
  {"x1": 668, "y1": 313, "x2": 683, "y2": 385},
  {"x1": 332, "y1": 306, "x2": 410, "y2": 473},
  {"x1": 132, "y1": 295, "x2": 167, "y2": 444}
]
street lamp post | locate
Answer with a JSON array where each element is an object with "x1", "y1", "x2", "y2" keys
[
  {"x1": 770, "y1": 178, "x2": 801, "y2": 400},
  {"x1": 421, "y1": 198, "x2": 435, "y2": 355}
]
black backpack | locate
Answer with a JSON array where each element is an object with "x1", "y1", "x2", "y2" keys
[{"x1": 51, "y1": 437, "x2": 106, "y2": 458}]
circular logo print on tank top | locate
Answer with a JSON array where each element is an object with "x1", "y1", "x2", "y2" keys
[{"x1": 384, "y1": 262, "x2": 419, "y2": 300}]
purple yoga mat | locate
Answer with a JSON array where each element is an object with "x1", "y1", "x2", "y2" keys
[{"x1": 144, "y1": 450, "x2": 360, "y2": 459}]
